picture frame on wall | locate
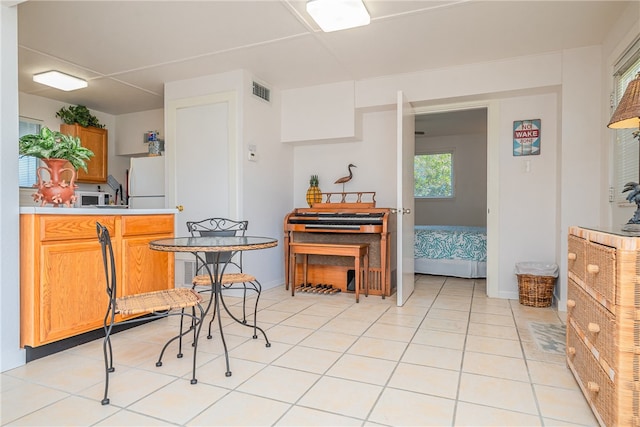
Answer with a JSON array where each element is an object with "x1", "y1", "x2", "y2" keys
[{"x1": 513, "y1": 119, "x2": 541, "y2": 156}]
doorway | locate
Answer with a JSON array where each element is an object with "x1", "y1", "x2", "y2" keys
[{"x1": 412, "y1": 102, "x2": 497, "y2": 297}]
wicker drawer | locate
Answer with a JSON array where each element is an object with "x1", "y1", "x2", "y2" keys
[
  {"x1": 568, "y1": 234, "x2": 586, "y2": 282},
  {"x1": 585, "y1": 241, "x2": 617, "y2": 308},
  {"x1": 567, "y1": 324, "x2": 615, "y2": 427},
  {"x1": 613, "y1": 248, "x2": 640, "y2": 307},
  {"x1": 567, "y1": 278, "x2": 616, "y2": 369}
]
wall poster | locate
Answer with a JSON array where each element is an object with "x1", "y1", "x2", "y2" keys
[{"x1": 513, "y1": 119, "x2": 541, "y2": 156}]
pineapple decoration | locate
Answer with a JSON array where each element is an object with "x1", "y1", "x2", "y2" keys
[{"x1": 306, "y1": 174, "x2": 322, "y2": 207}]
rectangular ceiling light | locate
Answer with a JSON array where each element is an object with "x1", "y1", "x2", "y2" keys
[
  {"x1": 33, "y1": 71, "x2": 88, "y2": 91},
  {"x1": 307, "y1": 0, "x2": 370, "y2": 32}
]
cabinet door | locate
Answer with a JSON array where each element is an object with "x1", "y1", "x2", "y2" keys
[
  {"x1": 60, "y1": 124, "x2": 108, "y2": 183},
  {"x1": 121, "y1": 234, "x2": 173, "y2": 296},
  {"x1": 39, "y1": 240, "x2": 109, "y2": 344}
]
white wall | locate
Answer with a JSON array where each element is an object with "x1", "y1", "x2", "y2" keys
[
  {"x1": 115, "y1": 108, "x2": 164, "y2": 156},
  {"x1": 557, "y1": 46, "x2": 604, "y2": 307},
  {"x1": 292, "y1": 109, "x2": 397, "y2": 210},
  {"x1": 498, "y1": 93, "x2": 559, "y2": 299},
  {"x1": 414, "y1": 133, "x2": 487, "y2": 226},
  {"x1": 1, "y1": 2, "x2": 24, "y2": 372},
  {"x1": 281, "y1": 81, "x2": 357, "y2": 143},
  {"x1": 241, "y1": 71, "x2": 293, "y2": 284}
]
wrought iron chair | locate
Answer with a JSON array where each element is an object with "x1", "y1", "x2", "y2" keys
[
  {"x1": 96, "y1": 222, "x2": 204, "y2": 405},
  {"x1": 186, "y1": 217, "x2": 264, "y2": 340}
]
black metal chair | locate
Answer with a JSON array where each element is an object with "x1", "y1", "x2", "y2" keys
[
  {"x1": 96, "y1": 222, "x2": 204, "y2": 405},
  {"x1": 186, "y1": 218, "x2": 265, "y2": 341}
]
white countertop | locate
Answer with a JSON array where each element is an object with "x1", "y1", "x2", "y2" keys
[{"x1": 20, "y1": 206, "x2": 178, "y2": 215}]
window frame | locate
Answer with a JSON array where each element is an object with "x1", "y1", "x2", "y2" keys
[
  {"x1": 19, "y1": 117, "x2": 43, "y2": 188},
  {"x1": 413, "y1": 150, "x2": 455, "y2": 199},
  {"x1": 613, "y1": 42, "x2": 640, "y2": 205}
]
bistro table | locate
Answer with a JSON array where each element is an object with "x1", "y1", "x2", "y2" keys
[{"x1": 149, "y1": 235, "x2": 278, "y2": 377}]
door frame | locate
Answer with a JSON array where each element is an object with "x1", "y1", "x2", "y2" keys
[{"x1": 413, "y1": 100, "x2": 499, "y2": 297}]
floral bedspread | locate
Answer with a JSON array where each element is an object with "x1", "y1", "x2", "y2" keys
[{"x1": 414, "y1": 225, "x2": 487, "y2": 262}]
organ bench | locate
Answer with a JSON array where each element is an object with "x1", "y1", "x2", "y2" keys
[{"x1": 288, "y1": 242, "x2": 369, "y2": 302}]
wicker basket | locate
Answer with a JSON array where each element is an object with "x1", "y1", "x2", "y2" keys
[{"x1": 517, "y1": 274, "x2": 556, "y2": 307}]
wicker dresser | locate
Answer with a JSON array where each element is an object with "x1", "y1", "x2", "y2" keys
[{"x1": 566, "y1": 226, "x2": 640, "y2": 427}]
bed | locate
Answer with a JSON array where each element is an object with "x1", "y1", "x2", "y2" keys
[{"x1": 414, "y1": 225, "x2": 487, "y2": 278}]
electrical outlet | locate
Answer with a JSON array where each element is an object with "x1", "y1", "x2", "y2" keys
[
  {"x1": 248, "y1": 145, "x2": 258, "y2": 162},
  {"x1": 609, "y1": 186, "x2": 615, "y2": 202}
]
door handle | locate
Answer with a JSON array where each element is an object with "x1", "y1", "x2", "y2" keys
[{"x1": 176, "y1": 205, "x2": 184, "y2": 212}]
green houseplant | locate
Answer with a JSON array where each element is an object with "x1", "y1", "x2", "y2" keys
[
  {"x1": 55, "y1": 104, "x2": 104, "y2": 129},
  {"x1": 19, "y1": 127, "x2": 94, "y2": 207},
  {"x1": 19, "y1": 126, "x2": 94, "y2": 172}
]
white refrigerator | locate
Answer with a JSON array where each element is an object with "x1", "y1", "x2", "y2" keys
[{"x1": 128, "y1": 156, "x2": 165, "y2": 209}]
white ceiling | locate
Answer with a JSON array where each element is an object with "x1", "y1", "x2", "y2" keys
[{"x1": 17, "y1": 0, "x2": 631, "y2": 120}]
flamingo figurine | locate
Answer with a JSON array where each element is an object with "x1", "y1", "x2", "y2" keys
[{"x1": 334, "y1": 164, "x2": 356, "y2": 191}]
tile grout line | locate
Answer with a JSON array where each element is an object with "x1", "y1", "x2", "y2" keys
[
  {"x1": 449, "y1": 277, "x2": 479, "y2": 426},
  {"x1": 361, "y1": 275, "x2": 446, "y2": 424}
]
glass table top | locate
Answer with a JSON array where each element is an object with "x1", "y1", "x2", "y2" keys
[{"x1": 149, "y1": 236, "x2": 278, "y2": 252}]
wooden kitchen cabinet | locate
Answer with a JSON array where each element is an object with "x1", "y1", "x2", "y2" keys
[
  {"x1": 60, "y1": 123, "x2": 108, "y2": 183},
  {"x1": 20, "y1": 213, "x2": 174, "y2": 348},
  {"x1": 120, "y1": 215, "x2": 174, "y2": 297}
]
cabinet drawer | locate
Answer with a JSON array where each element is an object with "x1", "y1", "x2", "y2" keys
[
  {"x1": 585, "y1": 241, "x2": 617, "y2": 307},
  {"x1": 121, "y1": 215, "x2": 173, "y2": 237},
  {"x1": 568, "y1": 234, "x2": 586, "y2": 282},
  {"x1": 614, "y1": 249, "x2": 640, "y2": 307},
  {"x1": 566, "y1": 324, "x2": 614, "y2": 427},
  {"x1": 567, "y1": 278, "x2": 616, "y2": 368},
  {"x1": 39, "y1": 215, "x2": 115, "y2": 241}
]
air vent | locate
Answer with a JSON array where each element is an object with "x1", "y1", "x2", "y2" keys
[
  {"x1": 183, "y1": 260, "x2": 195, "y2": 284},
  {"x1": 252, "y1": 81, "x2": 271, "y2": 102}
]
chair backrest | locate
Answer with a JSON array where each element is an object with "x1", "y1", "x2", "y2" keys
[
  {"x1": 96, "y1": 222, "x2": 117, "y2": 313},
  {"x1": 186, "y1": 218, "x2": 248, "y2": 272}
]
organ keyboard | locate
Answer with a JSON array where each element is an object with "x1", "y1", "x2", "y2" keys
[{"x1": 284, "y1": 203, "x2": 395, "y2": 297}]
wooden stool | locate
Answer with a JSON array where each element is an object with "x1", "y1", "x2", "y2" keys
[{"x1": 288, "y1": 242, "x2": 369, "y2": 302}]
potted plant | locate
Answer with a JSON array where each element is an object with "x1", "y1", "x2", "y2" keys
[
  {"x1": 19, "y1": 127, "x2": 94, "y2": 207},
  {"x1": 55, "y1": 104, "x2": 104, "y2": 129}
]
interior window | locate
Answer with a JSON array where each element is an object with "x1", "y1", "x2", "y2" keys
[
  {"x1": 19, "y1": 119, "x2": 41, "y2": 188},
  {"x1": 414, "y1": 152, "x2": 454, "y2": 198},
  {"x1": 613, "y1": 50, "x2": 640, "y2": 204}
]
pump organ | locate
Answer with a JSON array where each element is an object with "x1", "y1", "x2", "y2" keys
[{"x1": 284, "y1": 204, "x2": 395, "y2": 297}]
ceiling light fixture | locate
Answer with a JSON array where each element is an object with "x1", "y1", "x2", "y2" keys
[
  {"x1": 33, "y1": 71, "x2": 88, "y2": 91},
  {"x1": 306, "y1": 0, "x2": 370, "y2": 32}
]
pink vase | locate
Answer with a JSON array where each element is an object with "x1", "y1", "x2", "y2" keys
[{"x1": 33, "y1": 158, "x2": 78, "y2": 207}]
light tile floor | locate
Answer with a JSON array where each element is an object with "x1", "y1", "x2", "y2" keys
[{"x1": 1, "y1": 275, "x2": 599, "y2": 426}]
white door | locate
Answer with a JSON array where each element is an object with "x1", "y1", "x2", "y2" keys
[
  {"x1": 396, "y1": 91, "x2": 415, "y2": 306},
  {"x1": 166, "y1": 92, "x2": 238, "y2": 238}
]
